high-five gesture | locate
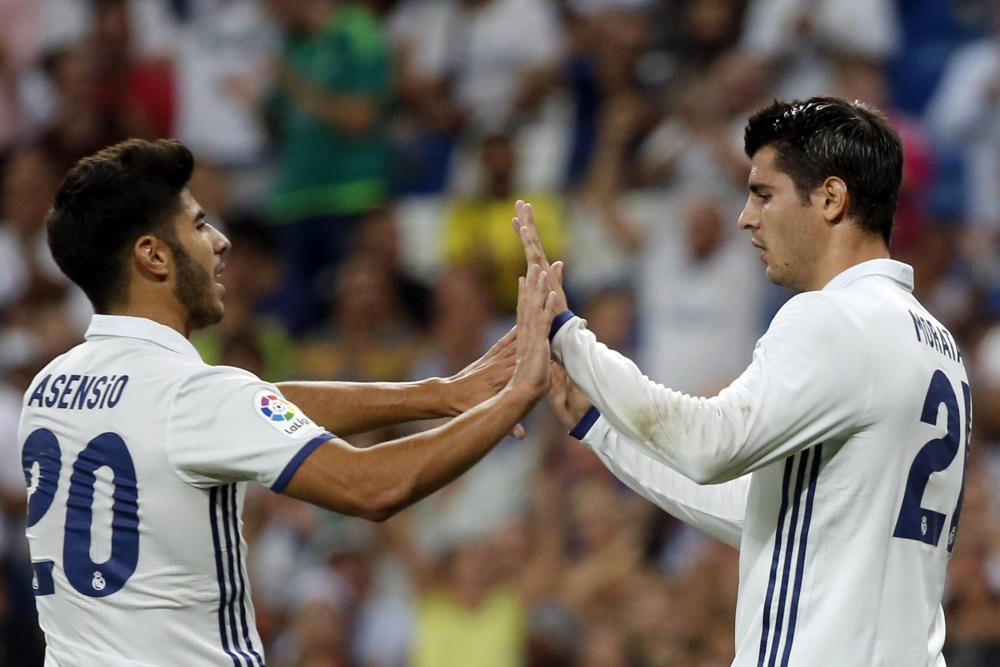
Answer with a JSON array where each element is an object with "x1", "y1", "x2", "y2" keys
[
  {"x1": 512, "y1": 200, "x2": 569, "y2": 313},
  {"x1": 509, "y1": 263, "x2": 559, "y2": 401}
]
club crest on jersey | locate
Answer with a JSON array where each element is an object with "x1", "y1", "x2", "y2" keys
[{"x1": 254, "y1": 391, "x2": 313, "y2": 436}]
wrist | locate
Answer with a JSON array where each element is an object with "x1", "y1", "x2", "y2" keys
[
  {"x1": 502, "y1": 384, "x2": 542, "y2": 412},
  {"x1": 425, "y1": 376, "x2": 457, "y2": 417}
]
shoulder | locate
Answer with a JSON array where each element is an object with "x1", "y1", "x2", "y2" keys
[
  {"x1": 769, "y1": 290, "x2": 855, "y2": 334},
  {"x1": 761, "y1": 290, "x2": 870, "y2": 362},
  {"x1": 176, "y1": 364, "x2": 268, "y2": 395}
]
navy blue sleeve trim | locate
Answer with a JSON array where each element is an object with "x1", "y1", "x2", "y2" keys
[
  {"x1": 550, "y1": 310, "x2": 576, "y2": 341},
  {"x1": 271, "y1": 432, "x2": 336, "y2": 493},
  {"x1": 569, "y1": 406, "x2": 601, "y2": 440}
]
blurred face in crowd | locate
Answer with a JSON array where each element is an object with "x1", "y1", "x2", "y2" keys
[
  {"x1": 481, "y1": 134, "x2": 516, "y2": 196},
  {"x1": 334, "y1": 254, "x2": 396, "y2": 329},
  {"x1": 2, "y1": 151, "x2": 58, "y2": 236},
  {"x1": 264, "y1": 0, "x2": 324, "y2": 31},
  {"x1": 739, "y1": 146, "x2": 825, "y2": 290},
  {"x1": 168, "y1": 189, "x2": 230, "y2": 330},
  {"x1": 685, "y1": 197, "x2": 725, "y2": 262}
]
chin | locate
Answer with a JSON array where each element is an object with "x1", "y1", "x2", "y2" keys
[
  {"x1": 189, "y1": 304, "x2": 225, "y2": 331},
  {"x1": 765, "y1": 266, "x2": 789, "y2": 288}
]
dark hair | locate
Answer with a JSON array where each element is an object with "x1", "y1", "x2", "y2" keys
[
  {"x1": 46, "y1": 139, "x2": 194, "y2": 312},
  {"x1": 743, "y1": 97, "x2": 903, "y2": 245}
]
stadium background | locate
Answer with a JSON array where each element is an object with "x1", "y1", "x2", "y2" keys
[{"x1": 1, "y1": 0, "x2": 1000, "y2": 665}]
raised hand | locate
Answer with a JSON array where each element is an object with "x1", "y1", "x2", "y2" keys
[
  {"x1": 510, "y1": 264, "x2": 558, "y2": 402},
  {"x1": 446, "y1": 326, "x2": 515, "y2": 409},
  {"x1": 446, "y1": 326, "x2": 526, "y2": 438},
  {"x1": 512, "y1": 200, "x2": 569, "y2": 313}
]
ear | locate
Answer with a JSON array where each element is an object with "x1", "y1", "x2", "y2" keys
[
  {"x1": 134, "y1": 235, "x2": 171, "y2": 280},
  {"x1": 813, "y1": 176, "x2": 848, "y2": 224}
]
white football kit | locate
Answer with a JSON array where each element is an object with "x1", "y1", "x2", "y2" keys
[
  {"x1": 19, "y1": 315, "x2": 334, "y2": 666},
  {"x1": 555, "y1": 259, "x2": 970, "y2": 666}
]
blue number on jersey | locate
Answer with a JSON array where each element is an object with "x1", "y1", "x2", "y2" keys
[
  {"x1": 22, "y1": 429, "x2": 140, "y2": 597},
  {"x1": 23, "y1": 428, "x2": 61, "y2": 527},
  {"x1": 892, "y1": 371, "x2": 969, "y2": 547}
]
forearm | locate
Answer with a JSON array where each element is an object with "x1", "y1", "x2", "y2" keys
[
  {"x1": 277, "y1": 378, "x2": 457, "y2": 436},
  {"x1": 283, "y1": 386, "x2": 537, "y2": 520},
  {"x1": 552, "y1": 314, "x2": 746, "y2": 483},
  {"x1": 372, "y1": 386, "x2": 535, "y2": 510},
  {"x1": 552, "y1": 295, "x2": 866, "y2": 484},
  {"x1": 574, "y1": 409, "x2": 747, "y2": 548}
]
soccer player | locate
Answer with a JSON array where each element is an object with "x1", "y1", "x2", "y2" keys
[
  {"x1": 514, "y1": 97, "x2": 971, "y2": 666},
  {"x1": 20, "y1": 138, "x2": 557, "y2": 666}
]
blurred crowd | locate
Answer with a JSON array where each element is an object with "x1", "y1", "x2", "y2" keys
[{"x1": 2, "y1": 0, "x2": 1000, "y2": 665}]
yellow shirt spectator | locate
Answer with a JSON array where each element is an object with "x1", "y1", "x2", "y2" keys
[
  {"x1": 411, "y1": 588, "x2": 525, "y2": 667},
  {"x1": 443, "y1": 194, "x2": 566, "y2": 312}
]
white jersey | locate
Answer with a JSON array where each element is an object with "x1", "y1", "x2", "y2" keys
[
  {"x1": 18, "y1": 315, "x2": 334, "y2": 666},
  {"x1": 554, "y1": 259, "x2": 969, "y2": 666}
]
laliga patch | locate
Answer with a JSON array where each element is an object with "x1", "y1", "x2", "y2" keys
[{"x1": 254, "y1": 391, "x2": 314, "y2": 436}]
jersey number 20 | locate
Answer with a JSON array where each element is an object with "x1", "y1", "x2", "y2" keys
[
  {"x1": 22, "y1": 428, "x2": 139, "y2": 597},
  {"x1": 892, "y1": 370, "x2": 972, "y2": 552}
]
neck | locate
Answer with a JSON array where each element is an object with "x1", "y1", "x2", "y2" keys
[
  {"x1": 805, "y1": 233, "x2": 890, "y2": 291},
  {"x1": 108, "y1": 297, "x2": 191, "y2": 338}
]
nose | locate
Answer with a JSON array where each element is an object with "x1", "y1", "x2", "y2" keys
[
  {"x1": 738, "y1": 198, "x2": 758, "y2": 231},
  {"x1": 212, "y1": 226, "x2": 231, "y2": 256}
]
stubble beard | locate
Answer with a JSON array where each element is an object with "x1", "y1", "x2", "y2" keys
[{"x1": 171, "y1": 243, "x2": 224, "y2": 330}]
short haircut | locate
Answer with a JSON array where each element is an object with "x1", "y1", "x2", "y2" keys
[
  {"x1": 743, "y1": 97, "x2": 903, "y2": 245},
  {"x1": 46, "y1": 139, "x2": 194, "y2": 312}
]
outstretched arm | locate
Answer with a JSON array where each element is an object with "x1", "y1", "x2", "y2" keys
[
  {"x1": 549, "y1": 365, "x2": 748, "y2": 548},
  {"x1": 513, "y1": 200, "x2": 868, "y2": 484},
  {"x1": 277, "y1": 328, "x2": 519, "y2": 436},
  {"x1": 281, "y1": 266, "x2": 557, "y2": 521}
]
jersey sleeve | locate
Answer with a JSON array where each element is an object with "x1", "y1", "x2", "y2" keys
[
  {"x1": 552, "y1": 291, "x2": 872, "y2": 484},
  {"x1": 572, "y1": 409, "x2": 748, "y2": 548},
  {"x1": 166, "y1": 365, "x2": 335, "y2": 491}
]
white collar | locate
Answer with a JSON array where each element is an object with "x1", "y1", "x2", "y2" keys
[
  {"x1": 822, "y1": 258, "x2": 914, "y2": 292},
  {"x1": 84, "y1": 315, "x2": 202, "y2": 361}
]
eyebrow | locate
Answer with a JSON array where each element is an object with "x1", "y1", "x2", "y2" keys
[
  {"x1": 748, "y1": 183, "x2": 772, "y2": 195},
  {"x1": 193, "y1": 210, "x2": 207, "y2": 224}
]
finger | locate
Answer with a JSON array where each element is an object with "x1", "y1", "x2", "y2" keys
[
  {"x1": 496, "y1": 325, "x2": 516, "y2": 347},
  {"x1": 531, "y1": 269, "x2": 549, "y2": 312},
  {"x1": 543, "y1": 290, "x2": 558, "y2": 318},
  {"x1": 517, "y1": 224, "x2": 547, "y2": 268},
  {"x1": 551, "y1": 261, "x2": 564, "y2": 286},
  {"x1": 516, "y1": 275, "x2": 527, "y2": 328},
  {"x1": 480, "y1": 326, "x2": 516, "y2": 362},
  {"x1": 512, "y1": 423, "x2": 526, "y2": 439},
  {"x1": 493, "y1": 326, "x2": 518, "y2": 357},
  {"x1": 514, "y1": 201, "x2": 550, "y2": 267},
  {"x1": 520, "y1": 203, "x2": 548, "y2": 261}
]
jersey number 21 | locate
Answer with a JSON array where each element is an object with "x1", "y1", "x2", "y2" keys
[{"x1": 893, "y1": 370, "x2": 972, "y2": 553}]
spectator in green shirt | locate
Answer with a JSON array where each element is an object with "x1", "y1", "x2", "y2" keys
[{"x1": 266, "y1": 0, "x2": 391, "y2": 333}]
